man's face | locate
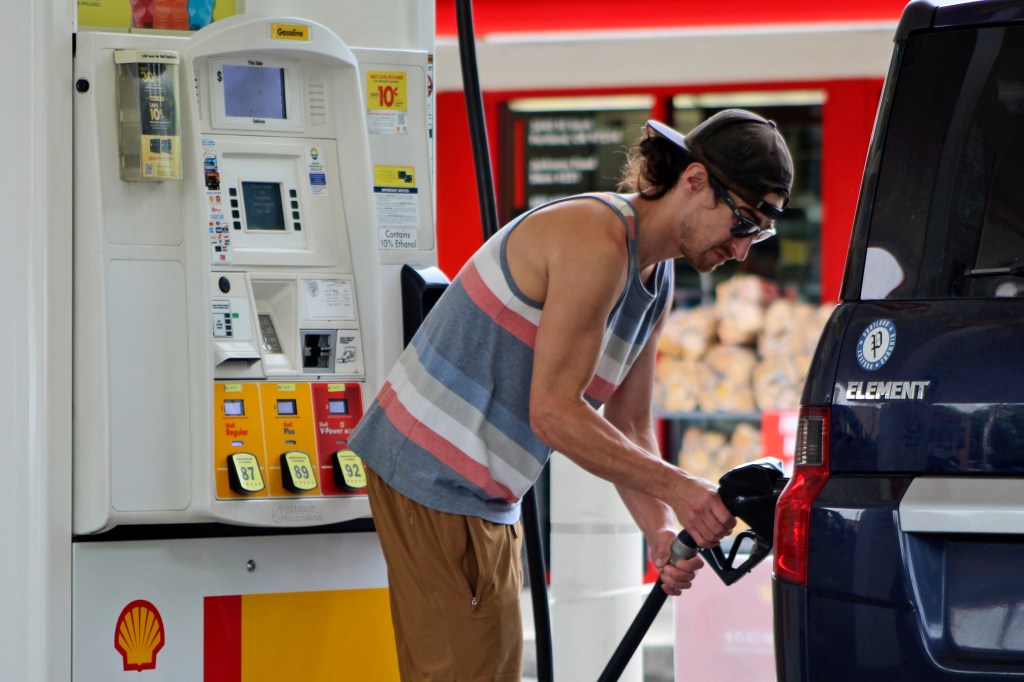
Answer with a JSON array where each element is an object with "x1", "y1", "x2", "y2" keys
[{"x1": 676, "y1": 180, "x2": 785, "y2": 274}]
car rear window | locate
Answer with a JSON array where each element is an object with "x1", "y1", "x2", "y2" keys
[{"x1": 855, "y1": 24, "x2": 1024, "y2": 300}]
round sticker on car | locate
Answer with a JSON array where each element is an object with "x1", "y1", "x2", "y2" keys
[{"x1": 857, "y1": 319, "x2": 896, "y2": 370}]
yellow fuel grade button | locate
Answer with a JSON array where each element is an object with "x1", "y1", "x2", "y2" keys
[
  {"x1": 333, "y1": 450, "x2": 367, "y2": 491},
  {"x1": 227, "y1": 453, "x2": 265, "y2": 494},
  {"x1": 280, "y1": 451, "x2": 318, "y2": 493}
]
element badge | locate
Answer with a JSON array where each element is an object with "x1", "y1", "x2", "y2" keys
[{"x1": 857, "y1": 319, "x2": 896, "y2": 371}]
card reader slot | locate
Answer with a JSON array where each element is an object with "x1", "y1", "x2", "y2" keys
[{"x1": 302, "y1": 331, "x2": 335, "y2": 371}]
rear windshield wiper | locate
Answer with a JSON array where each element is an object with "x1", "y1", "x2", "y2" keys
[{"x1": 965, "y1": 260, "x2": 1024, "y2": 277}]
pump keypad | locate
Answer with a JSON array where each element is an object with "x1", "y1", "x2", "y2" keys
[{"x1": 288, "y1": 189, "x2": 303, "y2": 231}]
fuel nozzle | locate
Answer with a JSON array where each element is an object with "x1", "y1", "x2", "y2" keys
[{"x1": 675, "y1": 457, "x2": 788, "y2": 585}]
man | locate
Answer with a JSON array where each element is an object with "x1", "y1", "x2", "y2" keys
[{"x1": 349, "y1": 109, "x2": 793, "y2": 680}]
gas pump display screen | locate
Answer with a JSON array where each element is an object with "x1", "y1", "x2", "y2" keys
[
  {"x1": 277, "y1": 399, "x2": 297, "y2": 416},
  {"x1": 329, "y1": 399, "x2": 349, "y2": 415},
  {"x1": 222, "y1": 65, "x2": 287, "y2": 119},
  {"x1": 241, "y1": 182, "x2": 286, "y2": 231},
  {"x1": 224, "y1": 399, "x2": 245, "y2": 416}
]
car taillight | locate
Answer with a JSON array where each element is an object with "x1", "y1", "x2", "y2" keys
[{"x1": 773, "y1": 406, "x2": 830, "y2": 586}]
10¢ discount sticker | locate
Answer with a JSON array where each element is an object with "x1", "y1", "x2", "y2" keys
[{"x1": 366, "y1": 70, "x2": 408, "y2": 135}]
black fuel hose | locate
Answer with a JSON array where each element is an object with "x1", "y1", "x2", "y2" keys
[
  {"x1": 454, "y1": 2, "x2": 555, "y2": 680},
  {"x1": 597, "y1": 532, "x2": 698, "y2": 682}
]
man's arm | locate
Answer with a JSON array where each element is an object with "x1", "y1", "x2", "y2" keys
[
  {"x1": 598, "y1": 305, "x2": 679, "y2": 540},
  {"x1": 525, "y1": 204, "x2": 733, "y2": 547},
  {"x1": 601, "y1": 307, "x2": 709, "y2": 594},
  {"x1": 602, "y1": 306, "x2": 676, "y2": 543}
]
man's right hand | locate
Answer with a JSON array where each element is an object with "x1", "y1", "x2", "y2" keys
[{"x1": 669, "y1": 473, "x2": 735, "y2": 548}]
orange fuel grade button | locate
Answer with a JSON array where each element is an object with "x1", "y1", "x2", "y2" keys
[
  {"x1": 227, "y1": 452, "x2": 266, "y2": 494},
  {"x1": 280, "y1": 451, "x2": 318, "y2": 493}
]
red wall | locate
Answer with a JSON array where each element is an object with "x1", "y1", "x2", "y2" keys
[
  {"x1": 435, "y1": 91, "x2": 490, "y2": 278},
  {"x1": 433, "y1": 1, "x2": 903, "y2": 298},
  {"x1": 437, "y1": 80, "x2": 883, "y2": 302},
  {"x1": 436, "y1": 0, "x2": 908, "y2": 36},
  {"x1": 820, "y1": 79, "x2": 884, "y2": 302}
]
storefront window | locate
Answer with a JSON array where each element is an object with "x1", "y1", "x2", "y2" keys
[
  {"x1": 499, "y1": 96, "x2": 653, "y2": 219},
  {"x1": 500, "y1": 92, "x2": 824, "y2": 305}
]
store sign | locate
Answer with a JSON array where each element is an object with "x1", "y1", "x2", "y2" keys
[{"x1": 503, "y1": 108, "x2": 649, "y2": 215}]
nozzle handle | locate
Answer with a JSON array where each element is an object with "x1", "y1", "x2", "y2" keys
[{"x1": 669, "y1": 530, "x2": 698, "y2": 563}]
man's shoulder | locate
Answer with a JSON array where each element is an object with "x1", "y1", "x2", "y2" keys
[
  {"x1": 527, "y1": 197, "x2": 632, "y2": 289},
  {"x1": 525, "y1": 195, "x2": 628, "y2": 242}
]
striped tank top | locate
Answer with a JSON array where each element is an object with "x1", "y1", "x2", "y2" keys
[{"x1": 348, "y1": 192, "x2": 673, "y2": 524}]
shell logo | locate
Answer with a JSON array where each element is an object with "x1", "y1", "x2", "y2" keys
[{"x1": 114, "y1": 600, "x2": 166, "y2": 672}]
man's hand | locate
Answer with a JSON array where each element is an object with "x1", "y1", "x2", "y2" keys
[
  {"x1": 651, "y1": 528, "x2": 705, "y2": 596},
  {"x1": 669, "y1": 475, "x2": 736, "y2": 548}
]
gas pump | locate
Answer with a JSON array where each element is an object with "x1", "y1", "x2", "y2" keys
[{"x1": 70, "y1": 12, "x2": 437, "y2": 679}]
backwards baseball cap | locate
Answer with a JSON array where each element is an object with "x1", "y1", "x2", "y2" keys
[{"x1": 647, "y1": 110, "x2": 793, "y2": 220}]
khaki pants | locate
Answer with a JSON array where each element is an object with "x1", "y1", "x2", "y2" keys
[{"x1": 367, "y1": 467, "x2": 524, "y2": 681}]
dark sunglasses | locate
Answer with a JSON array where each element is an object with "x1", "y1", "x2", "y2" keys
[{"x1": 707, "y1": 174, "x2": 779, "y2": 243}]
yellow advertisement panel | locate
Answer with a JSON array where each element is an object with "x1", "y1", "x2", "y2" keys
[
  {"x1": 205, "y1": 589, "x2": 399, "y2": 681},
  {"x1": 366, "y1": 71, "x2": 408, "y2": 112},
  {"x1": 366, "y1": 71, "x2": 409, "y2": 135},
  {"x1": 373, "y1": 165, "x2": 416, "y2": 189},
  {"x1": 78, "y1": 0, "x2": 236, "y2": 31}
]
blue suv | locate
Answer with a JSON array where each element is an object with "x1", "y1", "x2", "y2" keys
[{"x1": 773, "y1": 1, "x2": 1024, "y2": 679}]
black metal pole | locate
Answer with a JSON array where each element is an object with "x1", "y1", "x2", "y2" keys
[
  {"x1": 455, "y1": 0, "x2": 500, "y2": 239},
  {"x1": 454, "y1": 2, "x2": 554, "y2": 681},
  {"x1": 521, "y1": 477, "x2": 554, "y2": 681}
]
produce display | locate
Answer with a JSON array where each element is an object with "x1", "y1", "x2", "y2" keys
[
  {"x1": 655, "y1": 274, "x2": 833, "y2": 479},
  {"x1": 655, "y1": 274, "x2": 832, "y2": 414}
]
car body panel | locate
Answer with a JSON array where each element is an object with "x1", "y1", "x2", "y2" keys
[{"x1": 773, "y1": 1, "x2": 1024, "y2": 678}]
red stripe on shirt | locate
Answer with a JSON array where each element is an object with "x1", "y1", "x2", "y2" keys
[
  {"x1": 460, "y1": 262, "x2": 538, "y2": 348},
  {"x1": 585, "y1": 374, "x2": 617, "y2": 404},
  {"x1": 379, "y1": 382, "x2": 518, "y2": 502}
]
